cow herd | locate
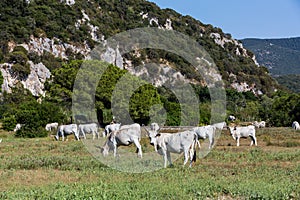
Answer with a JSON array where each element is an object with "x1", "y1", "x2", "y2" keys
[{"x1": 4, "y1": 119, "x2": 296, "y2": 168}]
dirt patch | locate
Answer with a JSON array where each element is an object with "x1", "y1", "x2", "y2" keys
[{"x1": 0, "y1": 169, "x2": 98, "y2": 191}]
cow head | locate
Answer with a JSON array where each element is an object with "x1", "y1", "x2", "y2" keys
[
  {"x1": 101, "y1": 139, "x2": 115, "y2": 157},
  {"x1": 228, "y1": 126, "x2": 237, "y2": 140},
  {"x1": 150, "y1": 123, "x2": 160, "y2": 132},
  {"x1": 143, "y1": 125, "x2": 160, "y2": 152},
  {"x1": 147, "y1": 130, "x2": 159, "y2": 151},
  {"x1": 101, "y1": 132, "x2": 117, "y2": 156}
]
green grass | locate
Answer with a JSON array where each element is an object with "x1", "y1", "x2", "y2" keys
[{"x1": 0, "y1": 127, "x2": 299, "y2": 199}]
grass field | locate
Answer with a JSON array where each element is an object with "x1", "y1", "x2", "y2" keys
[{"x1": 0, "y1": 127, "x2": 299, "y2": 199}]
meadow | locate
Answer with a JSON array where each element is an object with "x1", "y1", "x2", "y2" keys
[{"x1": 0, "y1": 127, "x2": 299, "y2": 199}]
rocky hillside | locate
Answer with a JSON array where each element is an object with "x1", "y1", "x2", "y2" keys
[
  {"x1": 242, "y1": 37, "x2": 300, "y2": 75},
  {"x1": 0, "y1": 0, "x2": 279, "y2": 97}
]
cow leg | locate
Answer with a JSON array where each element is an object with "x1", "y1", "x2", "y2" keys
[
  {"x1": 251, "y1": 136, "x2": 257, "y2": 146},
  {"x1": 189, "y1": 141, "x2": 197, "y2": 167},
  {"x1": 162, "y1": 151, "x2": 168, "y2": 168},
  {"x1": 133, "y1": 139, "x2": 142, "y2": 158},
  {"x1": 208, "y1": 134, "x2": 214, "y2": 149},
  {"x1": 249, "y1": 135, "x2": 257, "y2": 146},
  {"x1": 74, "y1": 131, "x2": 80, "y2": 140},
  {"x1": 82, "y1": 131, "x2": 86, "y2": 140},
  {"x1": 250, "y1": 136, "x2": 254, "y2": 146},
  {"x1": 236, "y1": 137, "x2": 240, "y2": 146},
  {"x1": 113, "y1": 145, "x2": 117, "y2": 157},
  {"x1": 188, "y1": 149, "x2": 193, "y2": 167},
  {"x1": 166, "y1": 151, "x2": 172, "y2": 167},
  {"x1": 183, "y1": 149, "x2": 189, "y2": 166}
]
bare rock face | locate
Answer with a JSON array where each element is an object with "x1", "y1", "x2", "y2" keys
[
  {"x1": 0, "y1": 61, "x2": 51, "y2": 97},
  {"x1": 100, "y1": 46, "x2": 124, "y2": 69},
  {"x1": 21, "y1": 35, "x2": 91, "y2": 59}
]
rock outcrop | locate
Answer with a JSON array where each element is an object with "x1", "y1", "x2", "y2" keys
[{"x1": 0, "y1": 61, "x2": 51, "y2": 97}]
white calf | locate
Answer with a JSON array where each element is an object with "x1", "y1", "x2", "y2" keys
[
  {"x1": 292, "y1": 121, "x2": 300, "y2": 130},
  {"x1": 45, "y1": 122, "x2": 58, "y2": 131},
  {"x1": 228, "y1": 125, "x2": 257, "y2": 146},
  {"x1": 192, "y1": 125, "x2": 216, "y2": 149},
  {"x1": 101, "y1": 123, "x2": 142, "y2": 158},
  {"x1": 78, "y1": 123, "x2": 99, "y2": 139},
  {"x1": 253, "y1": 121, "x2": 266, "y2": 128},
  {"x1": 192, "y1": 122, "x2": 226, "y2": 149},
  {"x1": 55, "y1": 124, "x2": 79, "y2": 141}
]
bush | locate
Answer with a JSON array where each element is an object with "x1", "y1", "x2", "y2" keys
[
  {"x1": 1, "y1": 115, "x2": 17, "y2": 131},
  {"x1": 7, "y1": 51, "x2": 28, "y2": 65},
  {"x1": 15, "y1": 126, "x2": 48, "y2": 138},
  {"x1": 11, "y1": 63, "x2": 31, "y2": 79}
]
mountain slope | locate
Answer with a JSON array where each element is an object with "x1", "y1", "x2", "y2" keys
[
  {"x1": 242, "y1": 37, "x2": 300, "y2": 75},
  {"x1": 0, "y1": 0, "x2": 280, "y2": 96}
]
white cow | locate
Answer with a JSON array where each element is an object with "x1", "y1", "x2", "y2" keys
[
  {"x1": 213, "y1": 122, "x2": 227, "y2": 130},
  {"x1": 192, "y1": 125, "x2": 216, "y2": 149},
  {"x1": 192, "y1": 122, "x2": 226, "y2": 149},
  {"x1": 45, "y1": 122, "x2": 59, "y2": 131},
  {"x1": 55, "y1": 124, "x2": 79, "y2": 141},
  {"x1": 102, "y1": 123, "x2": 121, "y2": 137},
  {"x1": 253, "y1": 121, "x2": 266, "y2": 128},
  {"x1": 292, "y1": 121, "x2": 300, "y2": 130},
  {"x1": 78, "y1": 123, "x2": 99, "y2": 140},
  {"x1": 228, "y1": 125, "x2": 257, "y2": 146},
  {"x1": 101, "y1": 123, "x2": 142, "y2": 158},
  {"x1": 147, "y1": 130, "x2": 199, "y2": 168},
  {"x1": 13, "y1": 123, "x2": 23, "y2": 132}
]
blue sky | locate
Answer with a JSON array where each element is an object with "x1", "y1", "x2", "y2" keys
[{"x1": 149, "y1": 0, "x2": 300, "y2": 39}]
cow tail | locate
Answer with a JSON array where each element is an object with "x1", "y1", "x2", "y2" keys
[
  {"x1": 192, "y1": 147, "x2": 197, "y2": 162},
  {"x1": 192, "y1": 133, "x2": 199, "y2": 163}
]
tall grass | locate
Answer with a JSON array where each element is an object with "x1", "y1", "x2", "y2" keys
[{"x1": 0, "y1": 127, "x2": 299, "y2": 199}]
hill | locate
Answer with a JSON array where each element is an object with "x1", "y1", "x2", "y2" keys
[
  {"x1": 242, "y1": 37, "x2": 300, "y2": 92},
  {"x1": 0, "y1": 0, "x2": 279, "y2": 97},
  {"x1": 242, "y1": 37, "x2": 300, "y2": 75},
  {"x1": 3, "y1": 0, "x2": 300, "y2": 130}
]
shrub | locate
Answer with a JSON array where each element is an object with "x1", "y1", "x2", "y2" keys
[
  {"x1": 7, "y1": 51, "x2": 28, "y2": 65},
  {"x1": 11, "y1": 63, "x2": 31, "y2": 79},
  {"x1": 1, "y1": 115, "x2": 17, "y2": 131},
  {"x1": 15, "y1": 126, "x2": 48, "y2": 138}
]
